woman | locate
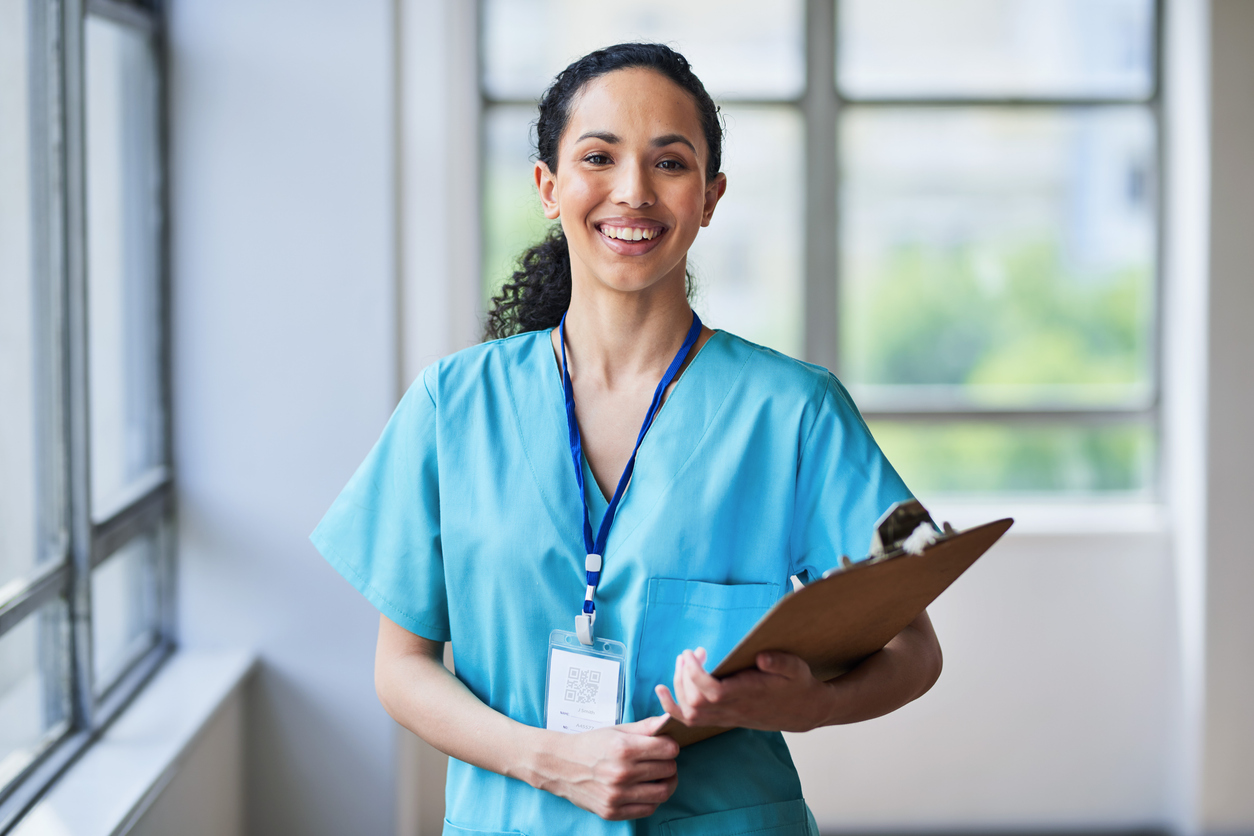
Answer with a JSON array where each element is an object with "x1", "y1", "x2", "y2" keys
[{"x1": 312, "y1": 43, "x2": 942, "y2": 835}]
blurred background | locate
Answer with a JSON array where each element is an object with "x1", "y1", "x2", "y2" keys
[{"x1": 0, "y1": 0, "x2": 1251, "y2": 834}]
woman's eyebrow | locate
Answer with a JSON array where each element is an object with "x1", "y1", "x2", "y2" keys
[
  {"x1": 573, "y1": 131, "x2": 697, "y2": 154},
  {"x1": 576, "y1": 130, "x2": 619, "y2": 144},
  {"x1": 651, "y1": 133, "x2": 697, "y2": 153}
]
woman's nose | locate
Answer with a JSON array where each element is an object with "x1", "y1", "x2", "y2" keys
[{"x1": 610, "y1": 159, "x2": 655, "y2": 209}]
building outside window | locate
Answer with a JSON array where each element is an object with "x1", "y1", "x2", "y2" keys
[
  {"x1": 481, "y1": 0, "x2": 1159, "y2": 499},
  {"x1": 0, "y1": 0, "x2": 174, "y2": 826}
]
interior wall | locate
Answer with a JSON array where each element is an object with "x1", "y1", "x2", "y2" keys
[
  {"x1": 792, "y1": 528, "x2": 1176, "y2": 831},
  {"x1": 167, "y1": 2, "x2": 399, "y2": 834},
  {"x1": 1200, "y1": 0, "x2": 1254, "y2": 830}
]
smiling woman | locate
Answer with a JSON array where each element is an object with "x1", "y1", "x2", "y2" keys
[{"x1": 312, "y1": 43, "x2": 941, "y2": 836}]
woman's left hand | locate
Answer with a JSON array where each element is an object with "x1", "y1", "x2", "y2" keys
[
  {"x1": 653, "y1": 611, "x2": 943, "y2": 734},
  {"x1": 654, "y1": 648, "x2": 830, "y2": 733}
]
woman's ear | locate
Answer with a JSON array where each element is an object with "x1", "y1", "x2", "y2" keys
[
  {"x1": 535, "y1": 161, "x2": 560, "y2": 220},
  {"x1": 701, "y1": 172, "x2": 728, "y2": 227}
]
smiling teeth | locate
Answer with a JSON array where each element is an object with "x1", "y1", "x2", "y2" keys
[{"x1": 601, "y1": 225, "x2": 659, "y2": 241}]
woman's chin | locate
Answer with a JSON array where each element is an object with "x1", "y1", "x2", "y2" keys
[{"x1": 581, "y1": 266, "x2": 688, "y2": 298}]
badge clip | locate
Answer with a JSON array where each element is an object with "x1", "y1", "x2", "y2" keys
[{"x1": 575, "y1": 611, "x2": 596, "y2": 645}]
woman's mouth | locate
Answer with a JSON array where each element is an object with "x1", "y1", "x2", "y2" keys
[{"x1": 595, "y1": 221, "x2": 667, "y2": 254}]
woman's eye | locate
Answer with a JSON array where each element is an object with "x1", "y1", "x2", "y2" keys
[
  {"x1": 658, "y1": 159, "x2": 686, "y2": 171},
  {"x1": 584, "y1": 153, "x2": 610, "y2": 165}
]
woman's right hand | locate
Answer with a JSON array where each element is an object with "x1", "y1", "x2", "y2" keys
[{"x1": 531, "y1": 715, "x2": 680, "y2": 821}]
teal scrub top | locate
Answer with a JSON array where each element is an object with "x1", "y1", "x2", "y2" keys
[{"x1": 311, "y1": 328, "x2": 912, "y2": 836}]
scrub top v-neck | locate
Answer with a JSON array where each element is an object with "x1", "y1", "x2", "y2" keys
[{"x1": 311, "y1": 328, "x2": 912, "y2": 836}]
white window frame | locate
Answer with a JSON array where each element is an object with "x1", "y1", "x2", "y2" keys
[{"x1": 0, "y1": 0, "x2": 175, "y2": 828}]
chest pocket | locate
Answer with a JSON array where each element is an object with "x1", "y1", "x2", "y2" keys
[{"x1": 633, "y1": 578, "x2": 782, "y2": 720}]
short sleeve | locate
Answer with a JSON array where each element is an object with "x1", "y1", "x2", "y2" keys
[
  {"x1": 310, "y1": 366, "x2": 450, "y2": 641},
  {"x1": 790, "y1": 374, "x2": 913, "y2": 585}
]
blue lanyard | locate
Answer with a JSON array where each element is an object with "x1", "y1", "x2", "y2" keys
[{"x1": 559, "y1": 310, "x2": 703, "y2": 643}]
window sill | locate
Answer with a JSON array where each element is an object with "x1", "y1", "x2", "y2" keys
[
  {"x1": 10, "y1": 649, "x2": 256, "y2": 836},
  {"x1": 926, "y1": 499, "x2": 1168, "y2": 537}
]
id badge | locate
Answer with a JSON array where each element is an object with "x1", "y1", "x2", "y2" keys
[{"x1": 544, "y1": 629, "x2": 627, "y2": 733}]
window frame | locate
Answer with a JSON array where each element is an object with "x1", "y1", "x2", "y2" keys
[
  {"x1": 476, "y1": 0, "x2": 1164, "y2": 498},
  {"x1": 0, "y1": 0, "x2": 175, "y2": 828},
  {"x1": 826, "y1": 0, "x2": 1164, "y2": 427}
]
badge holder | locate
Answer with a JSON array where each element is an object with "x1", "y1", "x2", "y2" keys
[{"x1": 544, "y1": 629, "x2": 627, "y2": 734}]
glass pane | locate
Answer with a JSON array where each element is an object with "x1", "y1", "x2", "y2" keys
[
  {"x1": 482, "y1": 105, "x2": 551, "y2": 310},
  {"x1": 839, "y1": 107, "x2": 1155, "y2": 409},
  {"x1": 0, "y1": 599, "x2": 71, "y2": 790},
  {"x1": 482, "y1": 105, "x2": 804, "y2": 356},
  {"x1": 839, "y1": 0, "x2": 1155, "y2": 99},
  {"x1": 92, "y1": 531, "x2": 160, "y2": 693},
  {"x1": 483, "y1": 0, "x2": 804, "y2": 100},
  {"x1": 688, "y1": 106, "x2": 803, "y2": 356},
  {"x1": 870, "y1": 420, "x2": 1154, "y2": 495},
  {"x1": 1, "y1": 0, "x2": 64, "y2": 592},
  {"x1": 0, "y1": 0, "x2": 37, "y2": 593},
  {"x1": 86, "y1": 17, "x2": 165, "y2": 521}
]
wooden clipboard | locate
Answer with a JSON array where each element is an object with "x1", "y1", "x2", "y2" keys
[{"x1": 654, "y1": 517, "x2": 1014, "y2": 747}]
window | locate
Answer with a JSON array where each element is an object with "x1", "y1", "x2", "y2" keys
[
  {"x1": 480, "y1": 0, "x2": 1159, "y2": 499},
  {"x1": 0, "y1": 0, "x2": 173, "y2": 825}
]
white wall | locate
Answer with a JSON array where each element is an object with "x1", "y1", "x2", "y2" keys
[
  {"x1": 791, "y1": 526, "x2": 1177, "y2": 831},
  {"x1": 167, "y1": 2, "x2": 399, "y2": 834}
]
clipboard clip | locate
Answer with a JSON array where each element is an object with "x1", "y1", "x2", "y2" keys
[
  {"x1": 869, "y1": 499, "x2": 952, "y2": 559},
  {"x1": 823, "y1": 500, "x2": 959, "y2": 579}
]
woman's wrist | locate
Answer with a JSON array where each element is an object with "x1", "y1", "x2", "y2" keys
[{"x1": 512, "y1": 725, "x2": 560, "y2": 792}]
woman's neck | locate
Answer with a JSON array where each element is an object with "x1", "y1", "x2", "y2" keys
[{"x1": 559, "y1": 276, "x2": 695, "y2": 391}]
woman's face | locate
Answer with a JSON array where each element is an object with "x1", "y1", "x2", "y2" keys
[{"x1": 535, "y1": 67, "x2": 727, "y2": 300}]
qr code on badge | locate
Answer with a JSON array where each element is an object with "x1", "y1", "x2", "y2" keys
[{"x1": 564, "y1": 666, "x2": 601, "y2": 704}]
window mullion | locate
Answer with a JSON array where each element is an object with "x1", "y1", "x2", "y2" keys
[
  {"x1": 60, "y1": 0, "x2": 96, "y2": 734},
  {"x1": 1149, "y1": 0, "x2": 1167, "y2": 500},
  {"x1": 804, "y1": 0, "x2": 839, "y2": 370},
  {"x1": 27, "y1": 0, "x2": 70, "y2": 587},
  {"x1": 90, "y1": 481, "x2": 171, "y2": 570},
  {"x1": 84, "y1": 0, "x2": 154, "y2": 32},
  {"x1": 0, "y1": 563, "x2": 70, "y2": 636}
]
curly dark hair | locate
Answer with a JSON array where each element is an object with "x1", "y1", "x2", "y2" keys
[{"x1": 483, "y1": 43, "x2": 723, "y2": 341}]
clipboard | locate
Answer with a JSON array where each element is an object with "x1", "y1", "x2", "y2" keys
[{"x1": 654, "y1": 511, "x2": 1014, "y2": 747}]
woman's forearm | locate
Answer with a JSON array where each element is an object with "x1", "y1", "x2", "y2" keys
[
  {"x1": 374, "y1": 625, "x2": 549, "y2": 786},
  {"x1": 815, "y1": 610, "x2": 943, "y2": 727},
  {"x1": 374, "y1": 615, "x2": 681, "y2": 821}
]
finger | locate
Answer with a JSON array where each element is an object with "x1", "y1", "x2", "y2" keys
[
  {"x1": 607, "y1": 776, "x2": 679, "y2": 821},
  {"x1": 655, "y1": 684, "x2": 685, "y2": 722},
  {"x1": 682, "y1": 649, "x2": 723, "y2": 704},
  {"x1": 610, "y1": 773, "x2": 679, "y2": 806},
  {"x1": 694, "y1": 646, "x2": 708, "y2": 664},
  {"x1": 672, "y1": 653, "x2": 691, "y2": 710},
  {"x1": 621, "y1": 756, "x2": 679, "y2": 784},
  {"x1": 615, "y1": 725, "x2": 680, "y2": 760},
  {"x1": 606, "y1": 804, "x2": 662, "y2": 822},
  {"x1": 755, "y1": 651, "x2": 808, "y2": 678},
  {"x1": 618, "y1": 714, "x2": 669, "y2": 736}
]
